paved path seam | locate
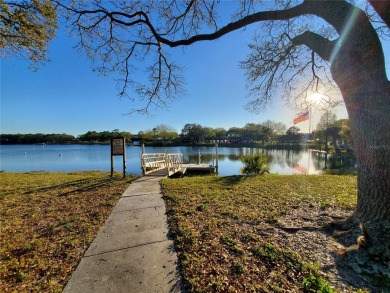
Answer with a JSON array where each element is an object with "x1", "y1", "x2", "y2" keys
[
  {"x1": 62, "y1": 175, "x2": 183, "y2": 293},
  {"x1": 113, "y1": 205, "x2": 166, "y2": 213},
  {"x1": 82, "y1": 239, "x2": 171, "y2": 258},
  {"x1": 122, "y1": 193, "x2": 162, "y2": 198}
]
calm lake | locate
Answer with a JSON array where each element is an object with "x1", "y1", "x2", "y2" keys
[{"x1": 0, "y1": 144, "x2": 327, "y2": 175}]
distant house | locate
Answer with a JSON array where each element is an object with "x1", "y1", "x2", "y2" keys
[{"x1": 227, "y1": 134, "x2": 242, "y2": 144}]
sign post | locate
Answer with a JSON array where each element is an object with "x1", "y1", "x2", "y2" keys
[{"x1": 111, "y1": 138, "x2": 126, "y2": 178}]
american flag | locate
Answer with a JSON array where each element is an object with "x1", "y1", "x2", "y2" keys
[
  {"x1": 293, "y1": 111, "x2": 309, "y2": 125},
  {"x1": 293, "y1": 163, "x2": 308, "y2": 174}
]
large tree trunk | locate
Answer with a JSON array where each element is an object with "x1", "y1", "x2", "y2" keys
[
  {"x1": 345, "y1": 87, "x2": 390, "y2": 258},
  {"x1": 350, "y1": 87, "x2": 390, "y2": 224},
  {"x1": 330, "y1": 11, "x2": 390, "y2": 258}
]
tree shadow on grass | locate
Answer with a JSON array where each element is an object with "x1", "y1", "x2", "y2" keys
[
  {"x1": 16, "y1": 176, "x2": 132, "y2": 197},
  {"x1": 58, "y1": 178, "x2": 123, "y2": 197}
]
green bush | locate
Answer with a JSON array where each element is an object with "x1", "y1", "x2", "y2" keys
[
  {"x1": 240, "y1": 153, "x2": 270, "y2": 175},
  {"x1": 302, "y1": 273, "x2": 335, "y2": 293}
]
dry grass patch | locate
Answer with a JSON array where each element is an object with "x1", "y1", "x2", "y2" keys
[
  {"x1": 161, "y1": 174, "x2": 365, "y2": 292},
  {"x1": 0, "y1": 171, "x2": 137, "y2": 292}
]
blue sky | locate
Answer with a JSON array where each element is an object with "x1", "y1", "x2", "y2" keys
[{"x1": 1, "y1": 6, "x2": 389, "y2": 137}]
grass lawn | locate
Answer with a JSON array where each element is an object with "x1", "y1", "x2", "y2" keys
[
  {"x1": 0, "y1": 171, "x2": 137, "y2": 292},
  {"x1": 3, "y1": 171, "x2": 379, "y2": 292},
  {"x1": 161, "y1": 174, "x2": 360, "y2": 292}
]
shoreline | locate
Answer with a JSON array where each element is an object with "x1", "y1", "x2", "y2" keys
[{"x1": 1, "y1": 141, "x2": 312, "y2": 150}]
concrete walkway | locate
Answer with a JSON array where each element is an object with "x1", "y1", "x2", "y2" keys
[{"x1": 63, "y1": 175, "x2": 183, "y2": 293}]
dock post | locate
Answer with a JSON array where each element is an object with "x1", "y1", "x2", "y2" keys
[
  {"x1": 215, "y1": 143, "x2": 219, "y2": 174},
  {"x1": 166, "y1": 154, "x2": 170, "y2": 176},
  {"x1": 141, "y1": 143, "x2": 145, "y2": 175}
]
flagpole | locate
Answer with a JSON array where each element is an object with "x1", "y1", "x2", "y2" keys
[
  {"x1": 309, "y1": 105, "x2": 312, "y2": 135},
  {"x1": 308, "y1": 105, "x2": 312, "y2": 174}
]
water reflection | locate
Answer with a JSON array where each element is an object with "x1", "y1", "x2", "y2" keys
[
  {"x1": 170, "y1": 146, "x2": 327, "y2": 175},
  {"x1": 1, "y1": 144, "x2": 336, "y2": 175}
]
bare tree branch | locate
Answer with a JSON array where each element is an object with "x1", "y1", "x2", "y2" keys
[
  {"x1": 368, "y1": 0, "x2": 390, "y2": 28},
  {"x1": 291, "y1": 31, "x2": 335, "y2": 62},
  {"x1": 55, "y1": 0, "x2": 387, "y2": 114}
]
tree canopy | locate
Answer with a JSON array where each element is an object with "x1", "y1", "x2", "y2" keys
[{"x1": 0, "y1": 0, "x2": 57, "y2": 66}]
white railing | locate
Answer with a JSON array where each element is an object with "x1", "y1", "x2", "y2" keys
[
  {"x1": 166, "y1": 153, "x2": 183, "y2": 176},
  {"x1": 141, "y1": 153, "x2": 167, "y2": 174},
  {"x1": 141, "y1": 153, "x2": 183, "y2": 175}
]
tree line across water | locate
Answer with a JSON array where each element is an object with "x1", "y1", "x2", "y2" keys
[
  {"x1": 0, "y1": 130, "x2": 132, "y2": 145},
  {"x1": 1, "y1": 116, "x2": 352, "y2": 152}
]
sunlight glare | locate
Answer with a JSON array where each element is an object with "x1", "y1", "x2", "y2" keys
[{"x1": 308, "y1": 93, "x2": 325, "y2": 105}]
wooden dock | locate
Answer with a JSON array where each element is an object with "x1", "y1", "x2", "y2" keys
[
  {"x1": 145, "y1": 164, "x2": 216, "y2": 177},
  {"x1": 141, "y1": 149, "x2": 219, "y2": 177},
  {"x1": 181, "y1": 164, "x2": 216, "y2": 174}
]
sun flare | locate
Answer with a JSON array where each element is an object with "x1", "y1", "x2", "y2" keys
[{"x1": 308, "y1": 93, "x2": 326, "y2": 104}]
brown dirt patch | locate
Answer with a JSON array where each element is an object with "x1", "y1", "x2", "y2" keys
[{"x1": 266, "y1": 205, "x2": 390, "y2": 292}]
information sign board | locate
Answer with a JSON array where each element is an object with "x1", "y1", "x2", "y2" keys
[
  {"x1": 111, "y1": 138, "x2": 125, "y2": 155},
  {"x1": 110, "y1": 138, "x2": 126, "y2": 178}
]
